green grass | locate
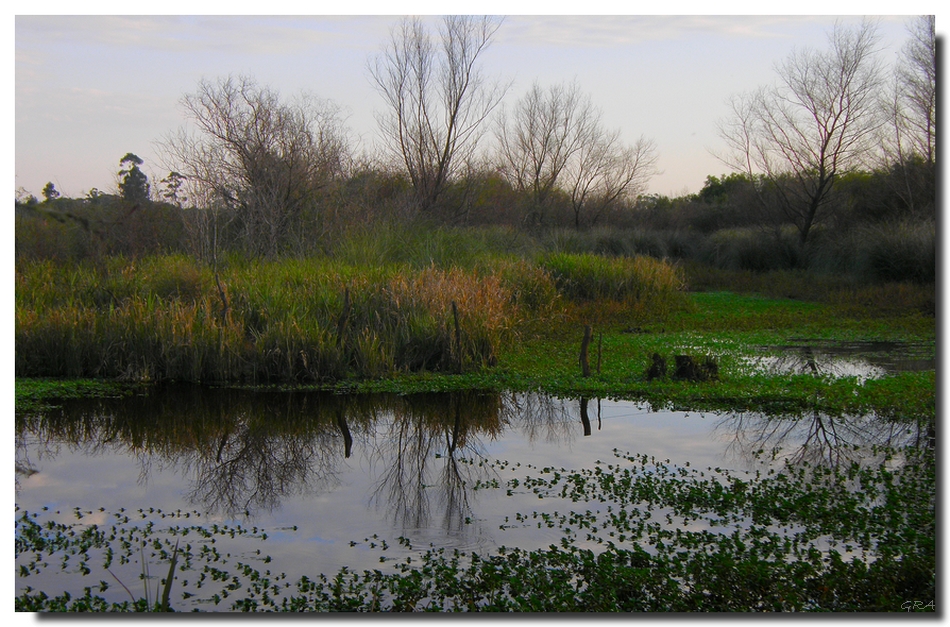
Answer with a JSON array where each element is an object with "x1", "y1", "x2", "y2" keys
[
  {"x1": 16, "y1": 256, "x2": 934, "y2": 421},
  {"x1": 15, "y1": 252, "x2": 688, "y2": 385},
  {"x1": 15, "y1": 378, "x2": 142, "y2": 414}
]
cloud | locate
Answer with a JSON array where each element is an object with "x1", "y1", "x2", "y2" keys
[
  {"x1": 16, "y1": 15, "x2": 393, "y2": 56},
  {"x1": 493, "y1": 15, "x2": 881, "y2": 49}
]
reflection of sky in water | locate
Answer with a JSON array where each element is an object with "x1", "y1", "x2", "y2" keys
[
  {"x1": 484, "y1": 400, "x2": 727, "y2": 471},
  {"x1": 15, "y1": 393, "x2": 925, "y2": 610},
  {"x1": 742, "y1": 340, "x2": 935, "y2": 382}
]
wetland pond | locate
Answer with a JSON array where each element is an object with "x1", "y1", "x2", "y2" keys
[{"x1": 16, "y1": 357, "x2": 933, "y2": 611}]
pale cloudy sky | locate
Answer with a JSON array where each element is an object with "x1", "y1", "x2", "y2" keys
[{"x1": 12, "y1": 5, "x2": 939, "y2": 201}]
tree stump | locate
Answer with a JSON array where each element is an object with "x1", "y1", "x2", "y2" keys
[
  {"x1": 673, "y1": 355, "x2": 719, "y2": 382},
  {"x1": 646, "y1": 352, "x2": 667, "y2": 381}
]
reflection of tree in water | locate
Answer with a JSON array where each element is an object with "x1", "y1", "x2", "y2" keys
[
  {"x1": 367, "y1": 392, "x2": 506, "y2": 536},
  {"x1": 717, "y1": 408, "x2": 933, "y2": 468},
  {"x1": 15, "y1": 389, "x2": 365, "y2": 517},
  {"x1": 16, "y1": 388, "x2": 599, "y2": 530},
  {"x1": 506, "y1": 394, "x2": 578, "y2": 445},
  {"x1": 16, "y1": 401, "x2": 148, "y2": 492},
  {"x1": 183, "y1": 415, "x2": 342, "y2": 517},
  {"x1": 367, "y1": 392, "x2": 597, "y2": 536},
  {"x1": 723, "y1": 344, "x2": 933, "y2": 468},
  {"x1": 747, "y1": 343, "x2": 920, "y2": 380}
]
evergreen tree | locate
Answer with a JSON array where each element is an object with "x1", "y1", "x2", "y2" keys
[
  {"x1": 41, "y1": 182, "x2": 60, "y2": 203},
  {"x1": 118, "y1": 153, "x2": 150, "y2": 203}
]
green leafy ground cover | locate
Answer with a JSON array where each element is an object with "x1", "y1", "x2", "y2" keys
[{"x1": 15, "y1": 443, "x2": 935, "y2": 611}]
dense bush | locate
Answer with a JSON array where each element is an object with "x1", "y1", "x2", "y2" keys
[
  {"x1": 848, "y1": 221, "x2": 935, "y2": 284},
  {"x1": 699, "y1": 227, "x2": 801, "y2": 272},
  {"x1": 15, "y1": 199, "x2": 188, "y2": 262}
]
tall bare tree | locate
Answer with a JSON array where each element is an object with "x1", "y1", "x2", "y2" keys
[
  {"x1": 565, "y1": 132, "x2": 658, "y2": 229},
  {"x1": 161, "y1": 76, "x2": 350, "y2": 258},
  {"x1": 496, "y1": 81, "x2": 657, "y2": 227},
  {"x1": 495, "y1": 82, "x2": 598, "y2": 224},
  {"x1": 719, "y1": 19, "x2": 885, "y2": 246},
  {"x1": 895, "y1": 15, "x2": 936, "y2": 167},
  {"x1": 882, "y1": 15, "x2": 936, "y2": 215},
  {"x1": 369, "y1": 16, "x2": 507, "y2": 215}
]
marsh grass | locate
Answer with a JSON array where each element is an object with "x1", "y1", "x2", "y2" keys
[
  {"x1": 538, "y1": 252, "x2": 687, "y2": 317},
  {"x1": 17, "y1": 250, "x2": 685, "y2": 383},
  {"x1": 17, "y1": 259, "x2": 512, "y2": 382}
]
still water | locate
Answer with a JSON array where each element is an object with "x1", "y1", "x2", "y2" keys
[{"x1": 15, "y1": 386, "x2": 926, "y2": 610}]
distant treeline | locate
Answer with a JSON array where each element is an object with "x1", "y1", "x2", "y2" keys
[
  {"x1": 16, "y1": 17, "x2": 935, "y2": 286},
  {"x1": 15, "y1": 156, "x2": 935, "y2": 286}
]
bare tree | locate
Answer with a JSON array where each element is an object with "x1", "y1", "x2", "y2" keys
[
  {"x1": 718, "y1": 20, "x2": 885, "y2": 246},
  {"x1": 497, "y1": 81, "x2": 658, "y2": 227},
  {"x1": 565, "y1": 132, "x2": 658, "y2": 228},
  {"x1": 882, "y1": 15, "x2": 936, "y2": 215},
  {"x1": 368, "y1": 16, "x2": 507, "y2": 215},
  {"x1": 495, "y1": 82, "x2": 598, "y2": 224},
  {"x1": 160, "y1": 76, "x2": 350, "y2": 258},
  {"x1": 895, "y1": 15, "x2": 936, "y2": 166}
]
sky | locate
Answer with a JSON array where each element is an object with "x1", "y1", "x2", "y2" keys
[{"x1": 12, "y1": 7, "x2": 939, "y2": 203}]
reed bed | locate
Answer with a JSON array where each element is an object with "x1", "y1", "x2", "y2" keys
[
  {"x1": 539, "y1": 252, "x2": 686, "y2": 305},
  {"x1": 16, "y1": 252, "x2": 686, "y2": 383}
]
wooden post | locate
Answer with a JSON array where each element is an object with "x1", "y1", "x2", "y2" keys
[
  {"x1": 452, "y1": 300, "x2": 462, "y2": 374},
  {"x1": 579, "y1": 325, "x2": 592, "y2": 377},
  {"x1": 596, "y1": 331, "x2": 603, "y2": 374},
  {"x1": 336, "y1": 287, "x2": 351, "y2": 348}
]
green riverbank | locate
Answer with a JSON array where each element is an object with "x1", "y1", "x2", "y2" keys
[{"x1": 17, "y1": 289, "x2": 935, "y2": 421}]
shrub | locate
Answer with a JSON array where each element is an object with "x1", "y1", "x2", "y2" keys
[
  {"x1": 853, "y1": 221, "x2": 936, "y2": 284},
  {"x1": 805, "y1": 220, "x2": 936, "y2": 285},
  {"x1": 701, "y1": 227, "x2": 800, "y2": 272}
]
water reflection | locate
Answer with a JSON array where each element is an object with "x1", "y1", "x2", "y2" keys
[
  {"x1": 16, "y1": 387, "x2": 930, "y2": 533},
  {"x1": 746, "y1": 339, "x2": 935, "y2": 381},
  {"x1": 717, "y1": 407, "x2": 933, "y2": 468},
  {"x1": 365, "y1": 392, "x2": 504, "y2": 535},
  {"x1": 16, "y1": 388, "x2": 583, "y2": 529}
]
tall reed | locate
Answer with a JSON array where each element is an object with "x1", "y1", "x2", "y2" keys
[
  {"x1": 538, "y1": 252, "x2": 686, "y2": 304},
  {"x1": 16, "y1": 246, "x2": 688, "y2": 383},
  {"x1": 16, "y1": 256, "x2": 524, "y2": 383}
]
